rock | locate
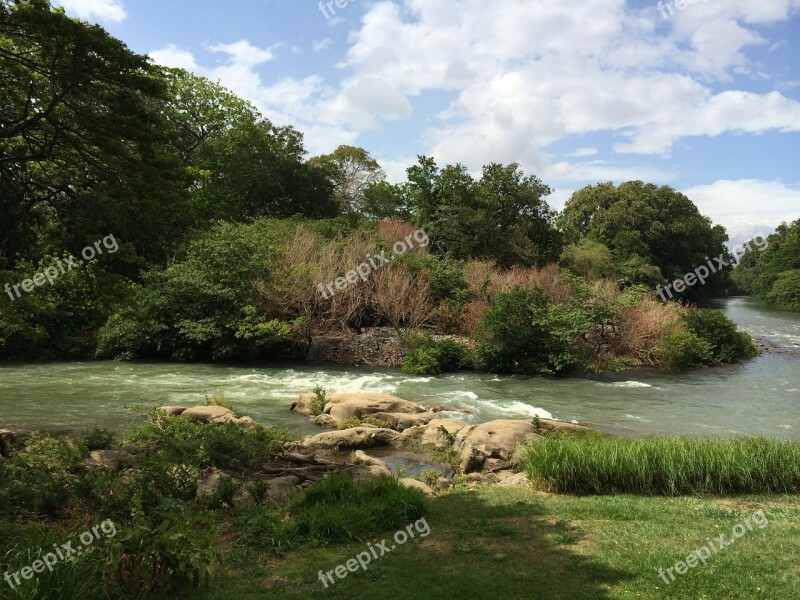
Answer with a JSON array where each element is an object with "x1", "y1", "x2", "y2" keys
[
  {"x1": 352, "y1": 450, "x2": 391, "y2": 469},
  {"x1": 400, "y1": 425, "x2": 427, "y2": 443},
  {"x1": 179, "y1": 406, "x2": 256, "y2": 427},
  {"x1": 495, "y1": 471, "x2": 530, "y2": 489},
  {"x1": 398, "y1": 477, "x2": 435, "y2": 496},
  {"x1": 435, "y1": 476, "x2": 453, "y2": 491},
  {"x1": 196, "y1": 469, "x2": 229, "y2": 500},
  {"x1": 292, "y1": 392, "x2": 424, "y2": 426},
  {"x1": 456, "y1": 420, "x2": 541, "y2": 473},
  {"x1": 371, "y1": 411, "x2": 437, "y2": 431},
  {"x1": 158, "y1": 406, "x2": 188, "y2": 416},
  {"x1": 85, "y1": 450, "x2": 133, "y2": 472},
  {"x1": 533, "y1": 418, "x2": 593, "y2": 436},
  {"x1": 232, "y1": 487, "x2": 256, "y2": 509},
  {"x1": 263, "y1": 475, "x2": 302, "y2": 504},
  {"x1": 420, "y1": 419, "x2": 469, "y2": 451},
  {"x1": 181, "y1": 406, "x2": 236, "y2": 424},
  {"x1": 347, "y1": 463, "x2": 393, "y2": 482},
  {"x1": 423, "y1": 405, "x2": 472, "y2": 414},
  {"x1": 0, "y1": 430, "x2": 16, "y2": 457},
  {"x1": 303, "y1": 427, "x2": 403, "y2": 451},
  {"x1": 312, "y1": 414, "x2": 338, "y2": 428}
]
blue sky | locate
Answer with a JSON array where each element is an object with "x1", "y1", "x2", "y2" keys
[{"x1": 55, "y1": 0, "x2": 800, "y2": 246}]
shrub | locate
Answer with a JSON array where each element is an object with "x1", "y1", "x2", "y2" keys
[
  {"x1": 684, "y1": 309, "x2": 757, "y2": 364},
  {"x1": 521, "y1": 436, "x2": 800, "y2": 495},
  {"x1": 205, "y1": 392, "x2": 233, "y2": 411},
  {"x1": 401, "y1": 332, "x2": 471, "y2": 375},
  {"x1": 656, "y1": 331, "x2": 713, "y2": 371},
  {"x1": 81, "y1": 427, "x2": 116, "y2": 451},
  {"x1": 124, "y1": 409, "x2": 293, "y2": 471},
  {"x1": 235, "y1": 474, "x2": 428, "y2": 554},
  {"x1": 403, "y1": 347, "x2": 442, "y2": 376},
  {"x1": 473, "y1": 286, "x2": 590, "y2": 375},
  {"x1": 338, "y1": 416, "x2": 393, "y2": 430},
  {"x1": 309, "y1": 385, "x2": 327, "y2": 416},
  {"x1": 765, "y1": 269, "x2": 800, "y2": 310}
]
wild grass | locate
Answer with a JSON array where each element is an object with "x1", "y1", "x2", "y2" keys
[
  {"x1": 520, "y1": 436, "x2": 800, "y2": 495},
  {"x1": 235, "y1": 474, "x2": 428, "y2": 554}
]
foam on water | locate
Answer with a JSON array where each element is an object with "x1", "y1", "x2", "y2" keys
[{"x1": 599, "y1": 381, "x2": 653, "y2": 389}]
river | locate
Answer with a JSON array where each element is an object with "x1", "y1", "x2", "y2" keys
[{"x1": 1, "y1": 297, "x2": 797, "y2": 438}]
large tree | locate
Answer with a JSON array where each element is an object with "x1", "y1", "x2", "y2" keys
[
  {"x1": 308, "y1": 145, "x2": 385, "y2": 213},
  {"x1": 558, "y1": 181, "x2": 731, "y2": 297},
  {"x1": 0, "y1": 0, "x2": 187, "y2": 265}
]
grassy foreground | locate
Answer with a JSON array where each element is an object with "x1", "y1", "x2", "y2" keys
[{"x1": 199, "y1": 488, "x2": 800, "y2": 600}]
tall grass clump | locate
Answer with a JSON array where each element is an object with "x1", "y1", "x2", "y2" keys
[
  {"x1": 521, "y1": 436, "x2": 800, "y2": 495},
  {"x1": 235, "y1": 474, "x2": 428, "y2": 554}
]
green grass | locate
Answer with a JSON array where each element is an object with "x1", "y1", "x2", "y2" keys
[
  {"x1": 520, "y1": 436, "x2": 800, "y2": 495},
  {"x1": 235, "y1": 474, "x2": 429, "y2": 555},
  {"x1": 197, "y1": 488, "x2": 800, "y2": 599}
]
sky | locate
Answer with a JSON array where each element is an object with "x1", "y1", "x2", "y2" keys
[{"x1": 54, "y1": 0, "x2": 800, "y2": 247}]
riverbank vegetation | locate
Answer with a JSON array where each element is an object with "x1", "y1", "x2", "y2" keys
[
  {"x1": 0, "y1": 2, "x2": 760, "y2": 372},
  {"x1": 1, "y1": 414, "x2": 798, "y2": 599},
  {"x1": 733, "y1": 219, "x2": 800, "y2": 310}
]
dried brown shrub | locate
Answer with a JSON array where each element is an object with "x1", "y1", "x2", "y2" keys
[
  {"x1": 377, "y1": 218, "x2": 428, "y2": 254},
  {"x1": 611, "y1": 296, "x2": 683, "y2": 364}
]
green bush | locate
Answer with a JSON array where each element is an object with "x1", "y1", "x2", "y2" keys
[
  {"x1": 684, "y1": 309, "x2": 757, "y2": 364},
  {"x1": 81, "y1": 427, "x2": 116, "y2": 451},
  {"x1": 765, "y1": 269, "x2": 800, "y2": 310},
  {"x1": 235, "y1": 474, "x2": 428, "y2": 554},
  {"x1": 124, "y1": 409, "x2": 293, "y2": 471},
  {"x1": 521, "y1": 436, "x2": 800, "y2": 495},
  {"x1": 656, "y1": 331, "x2": 713, "y2": 371},
  {"x1": 403, "y1": 347, "x2": 442, "y2": 375},
  {"x1": 401, "y1": 333, "x2": 471, "y2": 375},
  {"x1": 309, "y1": 385, "x2": 327, "y2": 416},
  {"x1": 473, "y1": 286, "x2": 590, "y2": 375}
]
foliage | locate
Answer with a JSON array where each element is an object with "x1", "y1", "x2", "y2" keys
[
  {"x1": 734, "y1": 220, "x2": 800, "y2": 310},
  {"x1": 473, "y1": 286, "x2": 591, "y2": 375},
  {"x1": 124, "y1": 409, "x2": 293, "y2": 471},
  {"x1": 309, "y1": 386, "x2": 328, "y2": 416},
  {"x1": 235, "y1": 474, "x2": 428, "y2": 554},
  {"x1": 337, "y1": 416, "x2": 393, "y2": 430},
  {"x1": 683, "y1": 309, "x2": 757, "y2": 364},
  {"x1": 656, "y1": 331, "x2": 713, "y2": 371},
  {"x1": 401, "y1": 332, "x2": 471, "y2": 375},
  {"x1": 521, "y1": 436, "x2": 800, "y2": 495},
  {"x1": 558, "y1": 181, "x2": 730, "y2": 298},
  {"x1": 81, "y1": 427, "x2": 116, "y2": 452}
]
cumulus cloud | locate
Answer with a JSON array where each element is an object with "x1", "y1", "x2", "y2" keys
[{"x1": 55, "y1": 0, "x2": 126, "y2": 22}]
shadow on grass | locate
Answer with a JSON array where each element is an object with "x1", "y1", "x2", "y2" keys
[{"x1": 201, "y1": 488, "x2": 633, "y2": 600}]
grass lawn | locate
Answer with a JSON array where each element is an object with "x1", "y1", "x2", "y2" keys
[{"x1": 199, "y1": 488, "x2": 800, "y2": 600}]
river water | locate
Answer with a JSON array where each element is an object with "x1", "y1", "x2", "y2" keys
[{"x1": 1, "y1": 298, "x2": 797, "y2": 438}]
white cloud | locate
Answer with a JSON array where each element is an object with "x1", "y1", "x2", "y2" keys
[
  {"x1": 682, "y1": 179, "x2": 800, "y2": 246},
  {"x1": 566, "y1": 148, "x2": 599, "y2": 158},
  {"x1": 147, "y1": 0, "x2": 800, "y2": 186},
  {"x1": 55, "y1": 0, "x2": 126, "y2": 22},
  {"x1": 313, "y1": 38, "x2": 334, "y2": 52}
]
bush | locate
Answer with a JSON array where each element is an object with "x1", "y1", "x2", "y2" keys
[
  {"x1": 81, "y1": 427, "x2": 116, "y2": 451},
  {"x1": 124, "y1": 409, "x2": 293, "y2": 471},
  {"x1": 473, "y1": 286, "x2": 590, "y2": 375},
  {"x1": 521, "y1": 436, "x2": 800, "y2": 495},
  {"x1": 684, "y1": 309, "x2": 758, "y2": 364},
  {"x1": 309, "y1": 385, "x2": 327, "y2": 416},
  {"x1": 403, "y1": 347, "x2": 442, "y2": 376},
  {"x1": 235, "y1": 474, "x2": 428, "y2": 554},
  {"x1": 765, "y1": 269, "x2": 800, "y2": 310},
  {"x1": 401, "y1": 333, "x2": 471, "y2": 375},
  {"x1": 657, "y1": 331, "x2": 713, "y2": 371}
]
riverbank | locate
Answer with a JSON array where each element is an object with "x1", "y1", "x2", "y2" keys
[{"x1": 3, "y1": 403, "x2": 799, "y2": 600}]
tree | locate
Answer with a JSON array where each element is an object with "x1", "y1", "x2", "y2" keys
[
  {"x1": 0, "y1": 0, "x2": 187, "y2": 265},
  {"x1": 558, "y1": 182, "x2": 730, "y2": 298},
  {"x1": 308, "y1": 145, "x2": 385, "y2": 212}
]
